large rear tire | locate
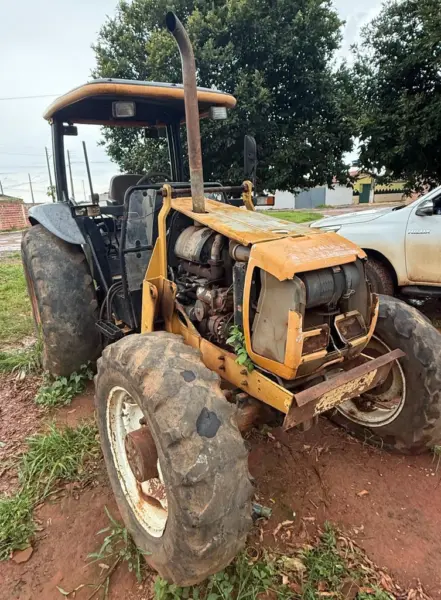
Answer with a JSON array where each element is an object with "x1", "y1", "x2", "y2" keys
[
  {"x1": 331, "y1": 295, "x2": 441, "y2": 454},
  {"x1": 95, "y1": 331, "x2": 253, "y2": 585},
  {"x1": 21, "y1": 225, "x2": 101, "y2": 376}
]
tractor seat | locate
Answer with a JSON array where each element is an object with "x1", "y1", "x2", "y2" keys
[{"x1": 107, "y1": 174, "x2": 143, "y2": 205}]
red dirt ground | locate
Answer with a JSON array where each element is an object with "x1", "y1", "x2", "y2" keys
[
  {"x1": 1, "y1": 388, "x2": 441, "y2": 599},
  {"x1": 0, "y1": 373, "x2": 43, "y2": 495},
  {"x1": 248, "y1": 423, "x2": 441, "y2": 599}
]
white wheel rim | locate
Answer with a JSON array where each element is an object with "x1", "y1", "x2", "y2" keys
[
  {"x1": 337, "y1": 336, "x2": 406, "y2": 427},
  {"x1": 107, "y1": 386, "x2": 168, "y2": 537}
]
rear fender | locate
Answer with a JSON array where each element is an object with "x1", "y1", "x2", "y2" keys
[{"x1": 28, "y1": 203, "x2": 85, "y2": 245}]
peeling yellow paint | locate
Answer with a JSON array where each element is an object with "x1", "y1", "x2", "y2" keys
[{"x1": 314, "y1": 370, "x2": 377, "y2": 415}]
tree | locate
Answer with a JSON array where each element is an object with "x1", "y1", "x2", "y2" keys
[
  {"x1": 353, "y1": 0, "x2": 441, "y2": 191},
  {"x1": 93, "y1": 0, "x2": 354, "y2": 191},
  {"x1": 47, "y1": 185, "x2": 56, "y2": 201}
]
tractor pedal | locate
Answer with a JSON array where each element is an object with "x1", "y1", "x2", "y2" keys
[{"x1": 96, "y1": 320, "x2": 125, "y2": 341}]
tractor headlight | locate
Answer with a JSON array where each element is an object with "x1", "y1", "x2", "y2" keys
[
  {"x1": 209, "y1": 106, "x2": 228, "y2": 120},
  {"x1": 112, "y1": 101, "x2": 136, "y2": 118}
]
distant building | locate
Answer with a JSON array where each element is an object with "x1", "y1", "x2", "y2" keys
[
  {"x1": 0, "y1": 193, "x2": 23, "y2": 203},
  {"x1": 270, "y1": 184, "x2": 353, "y2": 210},
  {"x1": 349, "y1": 165, "x2": 406, "y2": 204},
  {"x1": 0, "y1": 194, "x2": 30, "y2": 231}
]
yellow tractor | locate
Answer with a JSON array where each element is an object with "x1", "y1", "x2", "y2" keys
[{"x1": 22, "y1": 11, "x2": 441, "y2": 585}]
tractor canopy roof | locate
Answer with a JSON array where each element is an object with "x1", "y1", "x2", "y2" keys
[{"x1": 43, "y1": 79, "x2": 236, "y2": 127}]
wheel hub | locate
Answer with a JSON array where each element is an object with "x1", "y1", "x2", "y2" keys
[
  {"x1": 337, "y1": 336, "x2": 406, "y2": 427},
  {"x1": 107, "y1": 387, "x2": 168, "y2": 537},
  {"x1": 124, "y1": 427, "x2": 168, "y2": 512},
  {"x1": 125, "y1": 427, "x2": 158, "y2": 481}
]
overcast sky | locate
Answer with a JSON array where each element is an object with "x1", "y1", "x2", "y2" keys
[{"x1": 0, "y1": 0, "x2": 382, "y2": 204}]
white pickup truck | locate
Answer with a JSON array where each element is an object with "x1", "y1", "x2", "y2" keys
[{"x1": 310, "y1": 186, "x2": 441, "y2": 297}]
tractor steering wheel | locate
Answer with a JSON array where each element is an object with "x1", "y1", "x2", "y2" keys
[{"x1": 136, "y1": 172, "x2": 172, "y2": 186}]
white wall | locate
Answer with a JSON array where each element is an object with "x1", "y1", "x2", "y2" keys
[
  {"x1": 267, "y1": 185, "x2": 353, "y2": 210},
  {"x1": 324, "y1": 186, "x2": 353, "y2": 206},
  {"x1": 274, "y1": 190, "x2": 295, "y2": 209}
]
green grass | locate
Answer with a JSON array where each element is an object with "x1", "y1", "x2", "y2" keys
[
  {"x1": 0, "y1": 421, "x2": 100, "y2": 560},
  {"x1": 0, "y1": 493, "x2": 35, "y2": 560},
  {"x1": 35, "y1": 365, "x2": 94, "y2": 407},
  {"x1": 154, "y1": 523, "x2": 395, "y2": 599},
  {"x1": 301, "y1": 523, "x2": 348, "y2": 598},
  {"x1": 155, "y1": 551, "x2": 279, "y2": 600},
  {"x1": 89, "y1": 508, "x2": 148, "y2": 583},
  {"x1": 0, "y1": 338, "x2": 42, "y2": 375},
  {"x1": 263, "y1": 210, "x2": 323, "y2": 223},
  {"x1": 0, "y1": 254, "x2": 34, "y2": 347},
  {"x1": 19, "y1": 422, "x2": 100, "y2": 499}
]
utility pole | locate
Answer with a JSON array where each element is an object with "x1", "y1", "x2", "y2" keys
[
  {"x1": 82, "y1": 179, "x2": 87, "y2": 202},
  {"x1": 0, "y1": 180, "x2": 3, "y2": 195},
  {"x1": 67, "y1": 150, "x2": 75, "y2": 200},
  {"x1": 82, "y1": 141, "x2": 95, "y2": 202},
  {"x1": 28, "y1": 174, "x2": 35, "y2": 204},
  {"x1": 45, "y1": 146, "x2": 54, "y2": 201}
]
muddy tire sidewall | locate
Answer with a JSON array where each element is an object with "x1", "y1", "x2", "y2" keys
[
  {"x1": 95, "y1": 332, "x2": 253, "y2": 585},
  {"x1": 365, "y1": 258, "x2": 394, "y2": 296},
  {"x1": 21, "y1": 224, "x2": 101, "y2": 376},
  {"x1": 95, "y1": 367, "x2": 177, "y2": 570}
]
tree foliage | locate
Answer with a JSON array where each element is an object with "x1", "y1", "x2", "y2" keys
[
  {"x1": 93, "y1": 0, "x2": 354, "y2": 191},
  {"x1": 353, "y1": 0, "x2": 441, "y2": 190}
]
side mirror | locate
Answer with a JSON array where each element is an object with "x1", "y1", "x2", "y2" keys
[
  {"x1": 244, "y1": 135, "x2": 257, "y2": 182},
  {"x1": 415, "y1": 204, "x2": 433, "y2": 217}
]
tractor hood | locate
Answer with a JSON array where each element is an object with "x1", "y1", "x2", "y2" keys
[
  {"x1": 309, "y1": 205, "x2": 399, "y2": 229},
  {"x1": 172, "y1": 196, "x2": 319, "y2": 245},
  {"x1": 172, "y1": 196, "x2": 365, "y2": 278},
  {"x1": 248, "y1": 232, "x2": 365, "y2": 280}
]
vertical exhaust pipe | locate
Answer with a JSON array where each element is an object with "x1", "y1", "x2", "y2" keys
[{"x1": 166, "y1": 11, "x2": 205, "y2": 213}]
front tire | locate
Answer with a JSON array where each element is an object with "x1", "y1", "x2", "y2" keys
[
  {"x1": 21, "y1": 225, "x2": 101, "y2": 376},
  {"x1": 331, "y1": 295, "x2": 441, "y2": 454},
  {"x1": 95, "y1": 332, "x2": 253, "y2": 585}
]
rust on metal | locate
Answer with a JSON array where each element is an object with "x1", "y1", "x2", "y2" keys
[
  {"x1": 283, "y1": 348, "x2": 405, "y2": 430},
  {"x1": 171, "y1": 196, "x2": 318, "y2": 245},
  {"x1": 140, "y1": 478, "x2": 168, "y2": 511},
  {"x1": 166, "y1": 12, "x2": 205, "y2": 213},
  {"x1": 141, "y1": 281, "x2": 158, "y2": 333},
  {"x1": 236, "y1": 397, "x2": 274, "y2": 432},
  {"x1": 161, "y1": 278, "x2": 178, "y2": 333},
  {"x1": 175, "y1": 319, "x2": 294, "y2": 413},
  {"x1": 302, "y1": 325, "x2": 330, "y2": 355},
  {"x1": 125, "y1": 427, "x2": 159, "y2": 481},
  {"x1": 335, "y1": 311, "x2": 366, "y2": 342}
]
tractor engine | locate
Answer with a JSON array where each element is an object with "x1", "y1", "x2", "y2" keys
[
  {"x1": 173, "y1": 225, "x2": 234, "y2": 345},
  {"x1": 172, "y1": 224, "x2": 372, "y2": 373}
]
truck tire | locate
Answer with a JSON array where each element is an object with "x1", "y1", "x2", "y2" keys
[
  {"x1": 331, "y1": 295, "x2": 441, "y2": 454},
  {"x1": 95, "y1": 331, "x2": 253, "y2": 585},
  {"x1": 21, "y1": 224, "x2": 100, "y2": 376},
  {"x1": 365, "y1": 257, "x2": 394, "y2": 295}
]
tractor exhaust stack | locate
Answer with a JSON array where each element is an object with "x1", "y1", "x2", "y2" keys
[{"x1": 166, "y1": 11, "x2": 205, "y2": 213}]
